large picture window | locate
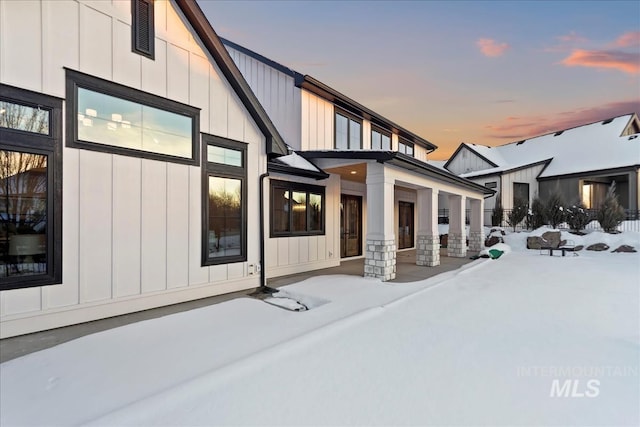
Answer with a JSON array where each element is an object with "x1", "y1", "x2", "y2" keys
[
  {"x1": 0, "y1": 84, "x2": 62, "y2": 290},
  {"x1": 66, "y1": 69, "x2": 200, "y2": 165},
  {"x1": 202, "y1": 135, "x2": 247, "y2": 265},
  {"x1": 513, "y1": 182, "x2": 530, "y2": 205},
  {"x1": 335, "y1": 110, "x2": 362, "y2": 150},
  {"x1": 271, "y1": 180, "x2": 324, "y2": 237}
]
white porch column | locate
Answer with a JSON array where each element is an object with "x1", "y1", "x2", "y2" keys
[
  {"x1": 447, "y1": 194, "x2": 467, "y2": 258},
  {"x1": 416, "y1": 188, "x2": 440, "y2": 266},
  {"x1": 469, "y1": 198, "x2": 484, "y2": 252},
  {"x1": 365, "y1": 162, "x2": 396, "y2": 281}
]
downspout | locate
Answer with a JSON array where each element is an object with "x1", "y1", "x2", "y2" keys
[{"x1": 259, "y1": 171, "x2": 269, "y2": 288}]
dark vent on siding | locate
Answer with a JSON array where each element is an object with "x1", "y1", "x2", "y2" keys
[
  {"x1": 554, "y1": 131, "x2": 564, "y2": 136},
  {"x1": 132, "y1": 0, "x2": 155, "y2": 59},
  {"x1": 602, "y1": 118, "x2": 613, "y2": 125}
]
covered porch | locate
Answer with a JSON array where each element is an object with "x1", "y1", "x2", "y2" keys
[{"x1": 302, "y1": 151, "x2": 493, "y2": 281}]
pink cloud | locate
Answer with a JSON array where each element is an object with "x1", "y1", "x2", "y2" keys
[
  {"x1": 557, "y1": 31, "x2": 588, "y2": 44},
  {"x1": 561, "y1": 49, "x2": 640, "y2": 74},
  {"x1": 484, "y1": 100, "x2": 640, "y2": 140},
  {"x1": 476, "y1": 38, "x2": 509, "y2": 57},
  {"x1": 614, "y1": 31, "x2": 640, "y2": 47}
]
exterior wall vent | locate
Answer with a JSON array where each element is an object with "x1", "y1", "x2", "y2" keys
[{"x1": 132, "y1": 0, "x2": 155, "y2": 59}]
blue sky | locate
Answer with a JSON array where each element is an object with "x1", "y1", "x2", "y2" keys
[{"x1": 198, "y1": 0, "x2": 640, "y2": 159}]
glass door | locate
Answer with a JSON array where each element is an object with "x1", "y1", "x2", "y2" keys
[
  {"x1": 340, "y1": 194, "x2": 362, "y2": 258},
  {"x1": 398, "y1": 201, "x2": 414, "y2": 249}
]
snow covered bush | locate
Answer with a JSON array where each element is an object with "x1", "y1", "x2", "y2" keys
[
  {"x1": 544, "y1": 188, "x2": 566, "y2": 229},
  {"x1": 507, "y1": 198, "x2": 528, "y2": 231},
  {"x1": 565, "y1": 203, "x2": 591, "y2": 232},
  {"x1": 597, "y1": 182, "x2": 625, "y2": 233},
  {"x1": 528, "y1": 196, "x2": 546, "y2": 229},
  {"x1": 491, "y1": 194, "x2": 504, "y2": 227}
]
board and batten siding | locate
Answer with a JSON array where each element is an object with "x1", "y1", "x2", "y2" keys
[
  {"x1": 0, "y1": 0, "x2": 268, "y2": 337},
  {"x1": 225, "y1": 45, "x2": 302, "y2": 150},
  {"x1": 301, "y1": 90, "x2": 335, "y2": 151},
  {"x1": 500, "y1": 164, "x2": 547, "y2": 210},
  {"x1": 264, "y1": 174, "x2": 341, "y2": 278},
  {"x1": 446, "y1": 146, "x2": 494, "y2": 175}
]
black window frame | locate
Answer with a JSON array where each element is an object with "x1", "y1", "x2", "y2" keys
[
  {"x1": 0, "y1": 84, "x2": 63, "y2": 290},
  {"x1": 270, "y1": 180, "x2": 325, "y2": 237},
  {"x1": 371, "y1": 125, "x2": 391, "y2": 150},
  {"x1": 131, "y1": 0, "x2": 155, "y2": 59},
  {"x1": 398, "y1": 138, "x2": 414, "y2": 157},
  {"x1": 65, "y1": 68, "x2": 200, "y2": 166},
  {"x1": 513, "y1": 182, "x2": 530, "y2": 205},
  {"x1": 202, "y1": 134, "x2": 247, "y2": 266},
  {"x1": 334, "y1": 109, "x2": 362, "y2": 150}
]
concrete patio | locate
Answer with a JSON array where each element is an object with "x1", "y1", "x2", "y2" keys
[{"x1": 1, "y1": 249, "x2": 475, "y2": 362}]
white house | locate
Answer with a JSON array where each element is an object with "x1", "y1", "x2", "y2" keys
[
  {"x1": 0, "y1": 0, "x2": 312, "y2": 338},
  {"x1": 222, "y1": 39, "x2": 494, "y2": 282},
  {"x1": 444, "y1": 114, "x2": 640, "y2": 223}
]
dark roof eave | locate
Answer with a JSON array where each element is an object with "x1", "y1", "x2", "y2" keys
[
  {"x1": 267, "y1": 162, "x2": 330, "y2": 180},
  {"x1": 300, "y1": 151, "x2": 494, "y2": 195},
  {"x1": 175, "y1": 0, "x2": 288, "y2": 156},
  {"x1": 298, "y1": 76, "x2": 438, "y2": 153}
]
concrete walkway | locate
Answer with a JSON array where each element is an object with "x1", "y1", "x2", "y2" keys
[{"x1": 1, "y1": 249, "x2": 474, "y2": 363}]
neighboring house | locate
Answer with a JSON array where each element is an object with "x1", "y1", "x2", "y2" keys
[
  {"x1": 444, "y1": 114, "x2": 640, "y2": 224},
  {"x1": 0, "y1": 0, "x2": 326, "y2": 338},
  {"x1": 222, "y1": 39, "x2": 494, "y2": 282}
]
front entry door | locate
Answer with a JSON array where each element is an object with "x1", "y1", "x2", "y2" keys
[
  {"x1": 340, "y1": 194, "x2": 362, "y2": 258},
  {"x1": 398, "y1": 201, "x2": 414, "y2": 249}
]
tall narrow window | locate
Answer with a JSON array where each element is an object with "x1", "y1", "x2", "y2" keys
[
  {"x1": 202, "y1": 135, "x2": 247, "y2": 265},
  {"x1": 0, "y1": 84, "x2": 62, "y2": 290},
  {"x1": 334, "y1": 110, "x2": 362, "y2": 150},
  {"x1": 132, "y1": 0, "x2": 155, "y2": 59},
  {"x1": 371, "y1": 127, "x2": 391, "y2": 150}
]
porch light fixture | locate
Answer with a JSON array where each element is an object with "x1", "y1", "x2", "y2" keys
[{"x1": 350, "y1": 170, "x2": 357, "y2": 175}]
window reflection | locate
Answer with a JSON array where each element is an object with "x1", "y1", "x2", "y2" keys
[
  {"x1": 208, "y1": 177, "x2": 242, "y2": 258},
  {"x1": 0, "y1": 101, "x2": 50, "y2": 135},
  {"x1": 207, "y1": 146, "x2": 242, "y2": 167},
  {"x1": 0, "y1": 150, "x2": 48, "y2": 277},
  {"x1": 77, "y1": 88, "x2": 192, "y2": 158},
  {"x1": 291, "y1": 191, "x2": 307, "y2": 232}
]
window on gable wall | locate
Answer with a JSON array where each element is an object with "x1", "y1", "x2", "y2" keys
[
  {"x1": 202, "y1": 135, "x2": 247, "y2": 265},
  {"x1": 0, "y1": 84, "x2": 63, "y2": 290},
  {"x1": 371, "y1": 127, "x2": 391, "y2": 150},
  {"x1": 335, "y1": 110, "x2": 362, "y2": 150},
  {"x1": 66, "y1": 69, "x2": 200, "y2": 165},
  {"x1": 132, "y1": 0, "x2": 155, "y2": 59}
]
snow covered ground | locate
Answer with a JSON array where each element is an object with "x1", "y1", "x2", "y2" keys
[{"x1": 1, "y1": 228, "x2": 639, "y2": 426}]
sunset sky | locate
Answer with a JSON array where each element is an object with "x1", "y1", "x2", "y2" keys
[{"x1": 198, "y1": 0, "x2": 640, "y2": 160}]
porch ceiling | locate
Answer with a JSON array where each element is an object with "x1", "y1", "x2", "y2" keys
[{"x1": 325, "y1": 163, "x2": 367, "y2": 183}]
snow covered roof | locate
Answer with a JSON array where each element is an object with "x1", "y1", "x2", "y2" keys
[
  {"x1": 458, "y1": 114, "x2": 640, "y2": 179},
  {"x1": 274, "y1": 151, "x2": 323, "y2": 172}
]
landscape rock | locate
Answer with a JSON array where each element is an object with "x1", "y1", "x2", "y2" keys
[
  {"x1": 574, "y1": 245, "x2": 584, "y2": 251},
  {"x1": 611, "y1": 245, "x2": 637, "y2": 253},
  {"x1": 586, "y1": 243, "x2": 609, "y2": 251},
  {"x1": 527, "y1": 231, "x2": 561, "y2": 249},
  {"x1": 485, "y1": 235, "x2": 503, "y2": 247}
]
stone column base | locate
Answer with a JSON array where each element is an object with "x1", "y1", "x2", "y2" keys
[
  {"x1": 469, "y1": 231, "x2": 485, "y2": 252},
  {"x1": 416, "y1": 234, "x2": 440, "y2": 267},
  {"x1": 447, "y1": 233, "x2": 467, "y2": 258},
  {"x1": 364, "y1": 239, "x2": 396, "y2": 281}
]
